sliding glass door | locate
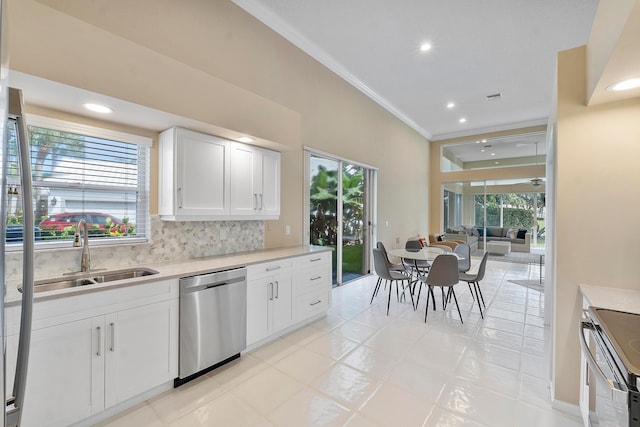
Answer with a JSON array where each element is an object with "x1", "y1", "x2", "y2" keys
[
  {"x1": 443, "y1": 179, "x2": 546, "y2": 252},
  {"x1": 308, "y1": 152, "x2": 375, "y2": 285}
]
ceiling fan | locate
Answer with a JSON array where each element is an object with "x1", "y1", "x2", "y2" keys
[{"x1": 530, "y1": 142, "x2": 544, "y2": 188}]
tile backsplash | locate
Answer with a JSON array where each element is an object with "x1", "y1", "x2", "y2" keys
[{"x1": 4, "y1": 216, "x2": 263, "y2": 285}]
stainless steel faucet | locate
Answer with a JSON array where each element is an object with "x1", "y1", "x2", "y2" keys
[{"x1": 73, "y1": 219, "x2": 91, "y2": 272}]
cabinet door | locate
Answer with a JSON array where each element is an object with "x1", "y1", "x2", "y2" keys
[
  {"x1": 246, "y1": 277, "x2": 272, "y2": 346},
  {"x1": 176, "y1": 128, "x2": 230, "y2": 216},
  {"x1": 104, "y1": 299, "x2": 178, "y2": 408},
  {"x1": 259, "y1": 149, "x2": 280, "y2": 217},
  {"x1": 21, "y1": 316, "x2": 105, "y2": 427},
  {"x1": 272, "y1": 271, "x2": 294, "y2": 333},
  {"x1": 230, "y1": 143, "x2": 261, "y2": 216}
]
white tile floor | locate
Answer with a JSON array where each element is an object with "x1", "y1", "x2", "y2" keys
[{"x1": 97, "y1": 258, "x2": 582, "y2": 427}]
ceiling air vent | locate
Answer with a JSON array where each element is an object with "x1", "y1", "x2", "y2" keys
[{"x1": 486, "y1": 93, "x2": 503, "y2": 101}]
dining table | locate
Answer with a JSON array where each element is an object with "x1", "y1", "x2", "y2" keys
[
  {"x1": 387, "y1": 247, "x2": 462, "y2": 311},
  {"x1": 387, "y1": 247, "x2": 450, "y2": 262}
]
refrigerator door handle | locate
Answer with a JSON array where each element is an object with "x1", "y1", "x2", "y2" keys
[{"x1": 6, "y1": 88, "x2": 35, "y2": 427}]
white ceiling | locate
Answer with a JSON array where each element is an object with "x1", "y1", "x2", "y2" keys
[{"x1": 232, "y1": 0, "x2": 600, "y2": 140}]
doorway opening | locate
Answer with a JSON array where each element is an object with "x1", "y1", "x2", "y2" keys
[{"x1": 305, "y1": 151, "x2": 376, "y2": 286}]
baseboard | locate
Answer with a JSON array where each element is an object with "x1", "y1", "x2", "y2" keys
[
  {"x1": 551, "y1": 398, "x2": 582, "y2": 419},
  {"x1": 72, "y1": 381, "x2": 174, "y2": 427}
]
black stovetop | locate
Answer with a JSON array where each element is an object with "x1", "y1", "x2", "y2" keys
[{"x1": 590, "y1": 307, "x2": 640, "y2": 387}]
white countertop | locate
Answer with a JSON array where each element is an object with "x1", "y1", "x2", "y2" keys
[
  {"x1": 5, "y1": 245, "x2": 332, "y2": 306},
  {"x1": 579, "y1": 284, "x2": 640, "y2": 315}
]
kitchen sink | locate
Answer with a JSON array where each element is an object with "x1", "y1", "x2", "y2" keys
[{"x1": 20, "y1": 267, "x2": 159, "y2": 293}]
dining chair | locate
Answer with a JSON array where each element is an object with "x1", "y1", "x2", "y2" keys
[
  {"x1": 418, "y1": 254, "x2": 463, "y2": 323},
  {"x1": 453, "y1": 243, "x2": 474, "y2": 299},
  {"x1": 459, "y1": 251, "x2": 489, "y2": 318},
  {"x1": 375, "y1": 241, "x2": 407, "y2": 298},
  {"x1": 402, "y1": 239, "x2": 430, "y2": 277},
  {"x1": 371, "y1": 248, "x2": 415, "y2": 315},
  {"x1": 377, "y1": 241, "x2": 406, "y2": 273}
]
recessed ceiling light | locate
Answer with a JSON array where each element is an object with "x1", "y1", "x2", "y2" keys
[
  {"x1": 482, "y1": 139, "x2": 487, "y2": 143},
  {"x1": 607, "y1": 78, "x2": 640, "y2": 91},
  {"x1": 495, "y1": 161, "x2": 500, "y2": 164},
  {"x1": 481, "y1": 149, "x2": 485, "y2": 152},
  {"x1": 83, "y1": 103, "x2": 113, "y2": 114},
  {"x1": 459, "y1": 118, "x2": 467, "y2": 123},
  {"x1": 491, "y1": 153, "x2": 496, "y2": 156},
  {"x1": 475, "y1": 141, "x2": 480, "y2": 144},
  {"x1": 237, "y1": 136, "x2": 254, "y2": 143},
  {"x1": 420, "y1": 42, "x2": 432, "y2": 52},
  {"x1": 446, "y1": 102, "x2": 455, "y2": 109}
]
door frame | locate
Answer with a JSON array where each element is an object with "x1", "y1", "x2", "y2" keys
[{"x1": 303, "y1": 148, "x2": 377, "y2": 286}]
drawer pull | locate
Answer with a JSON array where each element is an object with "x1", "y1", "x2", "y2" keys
[
  {"x1": 266, "y1": 266, "x2": 282, "y2": 272},
  {"x1": 310, "y1": 276, "x2": 322, "y2": 281},
  {"x1": 310, "y1": 300, "x2": 323, "y2": 306},
  {"x1": 310, "y1": 258, "x2": 322, "y2": 262}
]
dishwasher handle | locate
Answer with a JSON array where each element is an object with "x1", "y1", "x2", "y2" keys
[{"x1": 180, "y1": 268, "x2": 246, "y2": 294}]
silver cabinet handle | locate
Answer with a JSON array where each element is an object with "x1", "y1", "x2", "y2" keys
[
  {"x1": 110, "y1": 322, "x2": 116, "y2": 352},
  {"x1": 275, "y1": 281, "x2": 279, "y2": 299},
  {"x1": 269, "y1": 282, "x2": 274, "y2": 300},
  {"x1": 310, "y1": 257, "x2": 322, "y2": 262},
  {"x1": 310, "y1": 276, "x2": 322, "y2": 281},
  {"x1": 266, "y1": 266, "x2": 281, "y2": 272},
  {"x1": 310, "y1": 300, "x2": 322, "y2": 306},
  {"x1": 96, "y1": 326, "x2": 102, "y2": 357}
]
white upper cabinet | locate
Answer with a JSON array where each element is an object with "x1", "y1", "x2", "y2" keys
[
  {"x1": 159, "y1": 127, "x2": 280, "y2": 221},
  {"x1": 230, "y1": 143, "x2": 280, "y2": 219},
  {"x1": 159, "y1": 127, "x2": 231, "y2": 220}
]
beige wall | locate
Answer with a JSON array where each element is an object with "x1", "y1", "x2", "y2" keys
[
  {"x1": 553, "y1": 45, "x2": 640, "y2": 405},
  {"x1": 429, "y1": 126, "x2": 546, "y2": 233},
  {"x1": 8, "y1": 0, "x2": 429, "y2": 250}
]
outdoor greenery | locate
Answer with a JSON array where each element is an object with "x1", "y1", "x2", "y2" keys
[
  {"x1": 309, "y1": 159, "x2": 365, "y2": 281},
  {"x1": 309, "y1": 163, "x2": 365, "y2": 247},
  {"x1": 475, "y1": 193, "x2": 545, "y2": 230}
]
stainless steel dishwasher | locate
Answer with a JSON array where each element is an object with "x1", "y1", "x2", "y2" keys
[{"x1": 175, "y1": 267, "x2": 247, "y2": 386}]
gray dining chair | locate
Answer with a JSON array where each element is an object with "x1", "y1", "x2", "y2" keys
[
  {"x1": 371, "y1": 248, "x2": 415, "y2": 315},
  {"x1": 418, "y1": 254, "x2": 463, "y2": 323},
  {"x1": 453, "y1": 243, "x2": 475, "y2": 299},
  {"x1": 377, "y1": 241, "x2": 406, "y2": 273},
  {"x1": 402, "y1": 239, "x2": 430, "y2": 277},
  {"x1": 459, "y1": 251, "x2": 489, "y2": 318}
]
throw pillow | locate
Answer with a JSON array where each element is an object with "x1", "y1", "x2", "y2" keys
[
  {"x1": 437, "y1": 235, "x2": 443, "y2": 241},
  {"x1": 517, "y1": 229, "x2": 527, "y2": 239},
  {"x1": 507, "y1": 228, "x2": 517, "y2": 239},
  {"x1": 476, "y1": 228, "x2": 484, "y2": 237}
]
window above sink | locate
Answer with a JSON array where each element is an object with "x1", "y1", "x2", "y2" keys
[{"x1": 5, "y1": 115, "x2": 151, "y2": 249}]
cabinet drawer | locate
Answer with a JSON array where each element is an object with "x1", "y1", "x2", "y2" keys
[
  {"x1": 247, "y1": 260, "x2": 293, "y2": 279},
  {"x1": 297, "y1": 252, "x2": 331, "y2": 268},
  {"x1": 296, "y1": 289, "x2": 330, "y2": 322},
  {"x1": 296, "y1": 265, "x2": 331, "y2": 295}
]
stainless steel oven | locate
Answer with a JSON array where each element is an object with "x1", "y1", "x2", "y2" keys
[{"x1": 580, "y1": 307, "x2": 640, "y2": 426}]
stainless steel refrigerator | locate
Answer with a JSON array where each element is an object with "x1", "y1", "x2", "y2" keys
[{"x1": 2, "y1": 0, "x2": 35, "y2": 425}]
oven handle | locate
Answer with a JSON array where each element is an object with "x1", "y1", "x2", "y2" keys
[{"x1": 580, "y1": 320, "x2": 628, "y2": 402}]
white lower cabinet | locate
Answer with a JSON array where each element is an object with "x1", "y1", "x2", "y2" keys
[
  {"x1": 104, "y1": 300, "x2": 177, "y2": 408},
  {"x1": 21, "y1": 316, "x2": 104, "y2": 427},
  {"x1": 17, "y1": 280, "x2": 179, "y2": 427},
  {"x1": 246, "y1": 260, "x2": 294, "y2": 346},
  {"x1": 294, "y1": 252, "x2": 332, "y2": 323},
  {"x1": 246, "y1": 252, "x2": 332, "y2": 347}
]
